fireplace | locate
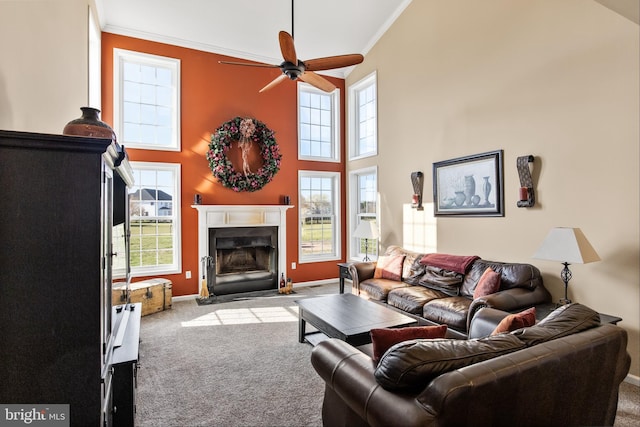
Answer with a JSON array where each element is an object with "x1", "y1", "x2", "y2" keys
[
  {"x1": 192, "y1": 205, "x2": 292, "y2": 296},
  {"x1": 208, "y1": 226, "x2": 278, "y2": 295}
]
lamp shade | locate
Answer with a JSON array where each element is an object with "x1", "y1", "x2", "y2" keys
[
  {"x1": 353, "y1": 220, "x2": 379, "y2": 240},
  {"x1": 533, "y1": 227, "x2": 600, "y2": 264}
]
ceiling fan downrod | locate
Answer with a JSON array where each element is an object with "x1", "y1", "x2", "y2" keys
[{"x1": 218, "y1": 0, "x2": 363, "y2": 93}]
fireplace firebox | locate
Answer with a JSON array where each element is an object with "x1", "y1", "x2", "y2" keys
[{"x1": 207, "y1": 226, "x2": 278, "y2": 295}]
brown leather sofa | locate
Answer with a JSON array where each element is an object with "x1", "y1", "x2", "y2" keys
[
  {"x1": 349, "y1": 245, "x2": 551, "y2": 338},
  {"x1": 311, "y1": 303, "x2": 631, "y2": 427}
]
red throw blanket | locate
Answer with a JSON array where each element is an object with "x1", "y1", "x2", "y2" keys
[{"x1": 420, "y1": 253, "x2": 480, "y2": 274}]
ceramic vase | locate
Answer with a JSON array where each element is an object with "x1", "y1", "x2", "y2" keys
[
  {"x1": 454, "y1": 191, "x2": 466, "y2": 207},
  {"x1": 464, "y1": 175, "x2": 475, "y2": 205},
  {"x1": 63, "y1": 107, "x2": 116, "y2": 141},
  {"x1": 482, "y1": 176, "x2": 492, "y2": 205}
]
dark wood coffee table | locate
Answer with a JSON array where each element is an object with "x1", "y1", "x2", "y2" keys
[{"x1": 296, "y1": 293, "x2": 417, "y2": 346}]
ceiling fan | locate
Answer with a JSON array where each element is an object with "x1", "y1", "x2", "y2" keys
[{"x1": 219, "y1": 0, "x2": 364, "y2": 93}]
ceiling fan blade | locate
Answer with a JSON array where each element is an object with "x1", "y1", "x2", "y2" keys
[
  {"x1": 304, "y1": 54, "x2": 364, "y2": 71},
  {"x1": 219, "y1": 60, "x2": 280, "y2": 69},
  {"x1": 298, "y1": 71, "x2": 336, "y2": 93},
  {"x1": 278, "y1": 31, "x2": 297, "y2": 64},
  {"x1": 259, "y1": 74, "x2": 288, "y2": 93}
]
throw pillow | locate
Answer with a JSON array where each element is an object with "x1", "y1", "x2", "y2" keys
[
  {"x1": 473, "y1": 267, "x2": 501, "y2": 299},
  {"x1": 491, "y1": 307, "x2": 537, "y2": 335},
  {"x1": 370, "y1": 324, "x2": 447, "y2": 364},
  {"x1": 373, "y1": 255, "x2": 405, "y2": 281}
]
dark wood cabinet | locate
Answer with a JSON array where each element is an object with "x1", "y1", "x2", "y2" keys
[{"x1": 0, "y1": 130, "x2": 139, "y2": 426}]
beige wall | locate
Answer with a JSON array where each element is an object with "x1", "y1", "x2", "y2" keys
[
  {"x1": 348, "y1": 0, "x2": 640, "y2": 377},
  {"x1": 0, "y1": 0, "x2": 94, "y2": 133}
]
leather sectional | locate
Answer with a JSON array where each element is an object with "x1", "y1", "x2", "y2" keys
[
  {"x1": 311, "y1": 303, "x2": 631, "y2": 427},
  {"x1": 348, "y1": 245, "x2": 552, "y2": 338}
]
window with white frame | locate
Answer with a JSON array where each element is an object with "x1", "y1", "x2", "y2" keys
[
  {"x1": 349, "y1": 71, "x2": 377, "y2": 159},
  {"x1": 350, "y1": 167, "x2": 378, "y2": 260},
  {"x1": 299, "y1": 171, "x2": 341, "y2": 262},
  {"x1": 128, "y1": 162, "x2": 181, "y2": 276},
  {"x1": 113, "y1": 49, "x2": 180, "y2": 151},
  {"x1": 298, "y1": 83, "x2": 340, "y2": 162}
]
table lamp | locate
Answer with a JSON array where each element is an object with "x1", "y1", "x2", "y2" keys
[
  {"x1": 533, "y1": 227, "x2": 600, "y2": 305},
  {"x1": 353, "y1": 220, "x2": 379, "y2": 261}
]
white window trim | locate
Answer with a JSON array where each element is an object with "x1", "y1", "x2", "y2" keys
[
  {"x1": 348, "y1": 70, "x2": 378, "y2": 160},
  {"x1": 297, "y1": 82, "x2": 341, "y2": 163},
  {"x1": 113, "y1": 48, "x2": 181, "y2": 152},
  {"x1": 349, "y1": 166, "x2": 379, "y2": 261},
  {"x1": 298, "y1": 170, "x2": 342, "y2": 263},
  {"x1": 129, "y1": 161, "x2": 182, "y2": 277},
  {"x1": 88, "y1": 7, "x2": 101, "y2": 109}
]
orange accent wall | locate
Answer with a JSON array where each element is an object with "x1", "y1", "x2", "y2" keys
[{"x1": 101, "y1": 33, "x2": 347, "y2": 296}]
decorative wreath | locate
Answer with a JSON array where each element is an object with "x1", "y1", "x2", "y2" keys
[{"x1": 207, "y1": 116, "x2": 282, "y2": 192}]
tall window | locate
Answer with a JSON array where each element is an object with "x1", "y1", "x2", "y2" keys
[
  {"x1": 113, "y1": 49, "x2": 180, "y2": 151},
  {"x1": 129, "y1": 162, "x2": 181, "y2": 276},
  {"x1": 350, "y1": 167, "x2": 378, "y2": 260},
  {"x1": 298, "y1": 83, "x2": 340, "y2": 162},
  {"x1": 299, "y1": 171, "x2": 341, "y2": 262},
  {"x1": 349, "y1": 71, "x2": 377, "y2": 159}
]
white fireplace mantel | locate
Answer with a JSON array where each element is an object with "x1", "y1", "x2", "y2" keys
[{"x1": 192, "y1": 205, "x2": 293, "y2": 293}]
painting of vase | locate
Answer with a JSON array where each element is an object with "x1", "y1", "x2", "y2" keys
[{"x1": 433, "y1": 150, "x2": 503, "y2": 217}]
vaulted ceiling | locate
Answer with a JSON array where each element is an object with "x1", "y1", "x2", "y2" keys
[
  {"x1": 97, "y1": 0, "x2": 413, "y2": 78},
  {"x1": 96, "y1": 0, "x2": 637, "y2": 80}
]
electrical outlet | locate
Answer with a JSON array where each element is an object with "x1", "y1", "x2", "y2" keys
[
  {"x1": 186, "y1": 270, "x2": 191, "y2": 279},
  {"x1": 291, "y1": 262, "x2": 296, "y2": 270}
]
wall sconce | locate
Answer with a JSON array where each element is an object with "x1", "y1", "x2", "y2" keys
[
  {"x1": 516, "y1": 155, "x2": 535, "y2": 207},
  {"x1": 411, "y1": 171, "x2": 424, "y2": 211}
]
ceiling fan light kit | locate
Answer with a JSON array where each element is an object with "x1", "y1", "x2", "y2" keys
[{"x1": 219, "y1": 1, "x2": 363, "y2": 93}]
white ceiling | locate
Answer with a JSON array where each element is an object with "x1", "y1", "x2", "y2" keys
[{"x1": 97, "y1": 0, "x2": 413, "y2": 78}]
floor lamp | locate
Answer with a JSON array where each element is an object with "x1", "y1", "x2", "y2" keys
[
  {"x1": 533, "y1": 227, "x2": 600, "y2": 305},
  {"x1": 353, "y1": 221, "x2": 379, "y2": 262}
]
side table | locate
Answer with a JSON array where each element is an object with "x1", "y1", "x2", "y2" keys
[
  {"x1": 337, "y1": 262, "x2": 352, "y2": 294},
  {"x1": 534, "y1": 303, "x2": 622, "y2": 325}
]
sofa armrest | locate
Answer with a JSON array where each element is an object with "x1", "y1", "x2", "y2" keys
[
  {"x1": 467, "y1": 307, "x2": 511, "y2": 339},
  {"x1": 417, "y1": 324, "x2": 630, "y2": 427},
  {"x1": 310, "y1": 339, "x2": 435, "y2": 427},
  {"x1": 348, "y1": 262, "x2": 376, "y2": 295},
  {"x1": 467, "y1": 286, "x2": 551, "y2": 331}
]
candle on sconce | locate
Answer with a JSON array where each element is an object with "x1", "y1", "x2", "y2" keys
[{"x1": 519, "y1": 187, "x2": 528, "y2": 201}]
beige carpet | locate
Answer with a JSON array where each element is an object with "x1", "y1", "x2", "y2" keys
[
  {"x1": 134, "y1": 284, "x2": 332, "y2": 426},
  {"x1": 616, "y1": 380, "x2": 640, "y2": 427},
  {"x1": 134, "y1": 282, "x2": 639, "y2": 426}
]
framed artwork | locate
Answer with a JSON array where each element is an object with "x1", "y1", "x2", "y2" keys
[{"x1": 433, "y1": 150, "x2": 504, "y2": 217}]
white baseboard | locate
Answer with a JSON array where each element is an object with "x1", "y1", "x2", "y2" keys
[
  {"x1": 173, "y1": 293, "x2": 198, "y2": 302},
  {"x1": 292, "y1": 278, "x2": 339, "y2": 288},
  {"x1": 625, "y1": 373, "x2": 640, "y2": 387}
]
